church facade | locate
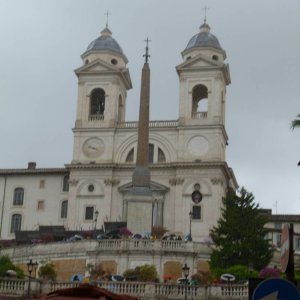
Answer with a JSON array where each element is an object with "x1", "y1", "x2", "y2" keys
[{"x1": 0, "y1": 21, "x2": 237, "y2": 242}]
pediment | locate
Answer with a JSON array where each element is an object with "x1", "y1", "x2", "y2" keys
[
  {"x1": 75, "y1": 59, "x2": 120, "y2": 74},
  {"x1": 119, "y1": 181, "x2": 169, "y2": 193},
  {"x1": 176, "y1": 53, "x2": 221, "y2": 71}
]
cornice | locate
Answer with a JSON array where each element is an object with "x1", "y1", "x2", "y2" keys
[{"x1": 0, "y1": 168, "x2": 68, "y2": 176}]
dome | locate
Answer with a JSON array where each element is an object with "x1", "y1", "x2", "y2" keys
[
  {"x1": 184, "y1": 22, "x2": 223, "y2": 52},
  {"x1": 82, "y1": 27, "x2": 126, "y2": 60}
]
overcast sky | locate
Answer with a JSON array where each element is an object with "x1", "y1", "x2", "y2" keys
[{"x1": 0, "y1": 0, "x2": 299, "y2": 214}]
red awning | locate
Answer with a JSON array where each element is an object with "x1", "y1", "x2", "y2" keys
[{"x1": 37, "y1": 284, "x2": 138, "y2": 300}]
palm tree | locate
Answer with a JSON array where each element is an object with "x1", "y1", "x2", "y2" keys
[{"x1": 291, "y1": 114, "x2": 300, "y2": 130}]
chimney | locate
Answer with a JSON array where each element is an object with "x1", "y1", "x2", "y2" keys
[{"x1": 28, "y1": 162, "x2": 36, "y2": 169}]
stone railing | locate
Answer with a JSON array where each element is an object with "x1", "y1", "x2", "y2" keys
[
  {"x1": 118, "y1": 120, "x2": 178, "y2": 128},
  {"x1": 0, "y1": 279, "x2": 248, "y2": 300},
  {"x1": 97, "y1": 239, "x2": 210, "y2": 254},
  {"x1": 88, "y1": 114, "x2": 104, "y2": 121},
  {"x1": 191, "y1": 111, "x2": 208, "y2": 119}
]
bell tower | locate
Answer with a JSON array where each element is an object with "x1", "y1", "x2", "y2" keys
[
  {"x1": 176, "y1": 22, "x2": 230, "y2": 127},
  {"x1": 72, "y1": 25, "x2": 132, "y2": 163}
]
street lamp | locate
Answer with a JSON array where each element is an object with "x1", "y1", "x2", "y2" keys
[
  {"x1": 182, "y1": 263, "x2": 190, "y2": 300},
  {"x1": 94, "y1": 210, "x2": 99, "y2": 238},
  {"x1": 27, "y1": 259, "x2": 38, "y2": 296},
  {"x1": 188, "y1": 211, "x2": 193, "y2": 241}
]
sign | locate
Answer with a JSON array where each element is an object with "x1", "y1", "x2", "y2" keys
[
  {"x1": 280, "y1": 224, "x2": 289, "y2": 272},
  {"x1": 252, "y1": 278, "x2": 300, "y2": 300}
]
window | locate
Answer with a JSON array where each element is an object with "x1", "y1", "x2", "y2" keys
[
  {"x1": 295, "y1": 237, "x2": 300, "y2": 250},
  {"x1": 276, "y1": 233, "x2": 281, "y2": 247},
  {"x1": 275, "y1": 223, "x2": 282, "y2": 230},
  {"x1": 192, "y1": 206, "x2": 201, "y2": 220},
  {"x1": 37, "y1": 200, "x2": 45, "y2": 211},
  {"x1": 11, "y1": 214, "x2": 22, "y2": 233},
  {"x1": 13, "y1": 188, "x2": 24, "y2": 206},
  {"x1": 192, "y1": 84, "x2": 208, "y2": 118},
  {"x1": 61, "y1": 200, "x2": 68, "y2": 219},
  {"x1": 126, "y1": 149, "x2": 134, "y2": 162},
  {"x1": 157, "y1": 147, "x2": 166, "y2": 163},
  {"x1": 63, "y1": 175, "x2": 69, "y2": 192},
  {"x1": 39, "y1": 180, "x2": 45, "y2": 188},
  {"x1": 148, "y1": 143, "x2": 154, "y2": 163},
  {"x1": 85, "y1": 206, "x2": 94, "y2": 220},
  {"x1": 90, "y1": 88, "x2": 105, "y2": 115}
]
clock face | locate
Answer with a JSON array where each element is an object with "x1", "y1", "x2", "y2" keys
[{"x1": 82, "y1": 137, "x2": 104, "y2": 158}]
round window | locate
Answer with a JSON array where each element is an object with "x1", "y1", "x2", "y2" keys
[
  {"x1": 111, "y1": 58, "x2": 118, "y2": 65},
  {"x1": 88, "y1": 184, "x2": 95, "y2": 192}
]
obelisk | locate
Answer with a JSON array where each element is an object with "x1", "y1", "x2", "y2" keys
[
  {"x1": 132, "y1": 38, "x2": 151, "y2": 194},
  {"x1": 125, "y1": 39, "x2": 153, "y2": 234}
]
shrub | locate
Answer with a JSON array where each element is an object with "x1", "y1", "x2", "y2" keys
[
  {"x1": 119, "y1": 227, "x2": 132, "y2": 237},
  {"x1": 38, "y1": 261, "x2": 57, "y2": 281},
  {"x1": 123, "y1": 264, "x2": 158, "y2": 282},
  {"x1": 0, "y1": 255, "x2": 24, "y2": 278}
]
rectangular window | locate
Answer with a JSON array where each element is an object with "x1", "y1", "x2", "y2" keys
[
  {"x1": 275, "y1": 223, "x2": 282, "y2": 230},
  {"x1": 37, "y1": 200, "x2": 45, "y2": 210},
  {"x1": 13, "y1": 188, "x2": 24, "y2": 206},
  {"x1": 61, "y1": 200, "x2": 68, "y2": 219},
  {"x1": 148, "y1": 144, "x2": 154, "y2": 163},
  {"x1": 295, "y1": 237, "x2": 300, "y2": 250},
  {"x1": 85, "y1": 206, "x2": 94, "y2": 220},
  {"x1": 192, "y1": 206, "x2": 201, "y2": 220},
  {"x1": 276, "y1": 233, "x2": 281, "y2": 247},
  {"x1": 11, "y1": 214, "x2": 22, "y2": 233},
  {"x1": 39, "y1": 180, "x2": 45, "y2": 188}
]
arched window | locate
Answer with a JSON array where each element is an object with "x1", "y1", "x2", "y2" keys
[
  {"x1": 148, "y1": 143, "x2": 154, "y2": 163},
  {"x1": 90, "y1": 88, "x2": 105, "y2": 115},
  {"x1": 62, "y1": 175, "x2": 69, "y2": 192},
  {"x1": 61, "y1": 200, "x2": 68, "y2": 219},
  {"x1": 11, "y1": 214, "x2": 22, "y2": 233},
  {"x1": 192, "y1": 84, "x2": 208, "y2": 118},
  {"x1": 158, "y1": 147, "x2": 166, "y2": 163},
  {"x1": 125, "y1": 144, "x2": 166, "y2": 163},
  {"x1": 126, "y1": 148, "x2": 134, "y2": 162},
  {"x1": 13, "y1": 188, "x2": 24, "y2": 206},
  {"x1": 118, "y1": 95, "x2": 123, "y2": 123}
]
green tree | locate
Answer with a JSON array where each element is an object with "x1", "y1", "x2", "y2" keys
[
  {"x1": 0, "y1": 255, "x2": 24, "y2": 278},
  {"x1": 123, "y1": 264, "x2": 158, "y2": 282},
  {"x1": 38, "y1": 261, "x2": 57, "y2": 281},
  {"x1": 210, "y1": 188, "x2": 272, "y2": 271},
  {"x1": 291, "y1": 114, "x2": 300, "y2": 130}
]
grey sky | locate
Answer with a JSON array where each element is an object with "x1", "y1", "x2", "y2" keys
[{"x1": 0, "y1": 0, "x2": 299, "y2": 214}]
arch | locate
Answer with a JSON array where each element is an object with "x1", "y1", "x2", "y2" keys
[
  {"x1": 90, "y1": 88, "x2": 105, "y2": 115},
  {"x1": 115, "y1": 132, "x2": 176, "y2": 163},
  {"x1": 13, "y1": 187, "x2": 24, "y2": 206},
  {"x1": 76, "y1": 180, "x2": 105, "y2": 197},
  {"x1": 182, "y1": 179, "x2": 212, "y2": 196},
  {"x1": 11, "y1": 214, "x2": 22, "y2": 233},
  {"x1": 192, "y1": 84, "x2": 208, "y2": 118},
  {"x1": 61, "y1": 200, "x2": 68, "y2": 219}
]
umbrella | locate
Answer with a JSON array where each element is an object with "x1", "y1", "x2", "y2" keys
[{"x1": 70, "y1": 274, "x2": 84, "y2": 282}]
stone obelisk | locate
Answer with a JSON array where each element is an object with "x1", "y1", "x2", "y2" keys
[
  {"x1": 125, "y1": 39, "x2": 153, "y2": 234},
  {"x1": 132, "y1": 40, "x2": 151, "y2": 192}
]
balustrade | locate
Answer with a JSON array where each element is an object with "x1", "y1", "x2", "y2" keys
[
  {"x1": 0, "y1": 278, "x2": 248, "y2": 299},
  {"x1": 191, "y1": 111, "x2": 208, "y2": 119},
  {"x1": 118, "y1": 120, "x2": 178, "y2": 128}
]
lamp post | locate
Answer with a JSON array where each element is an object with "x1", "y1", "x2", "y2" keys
[
  {"x1": 94, "y1": 210, "x2": 99, "y2": 238},
  {"x1": 27, "y1": 259, "x2": 38, "y2": 296},
  {"x1": 182, "y1": 263, "x2": 190, "y2": 300},
  {"x1": 188, "y1": 211, "x2": 193, "y2": 241}
]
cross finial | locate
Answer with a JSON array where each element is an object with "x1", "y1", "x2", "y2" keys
[
  {"x1": 202, "y1": 5, "x2": 209, "y2": 23},
  {"x1": 143, "y1": 38, "x2": 151, "y2": 63},
  {"x1": 104, "y1": 10, "x2": 111, "y2": 28}
]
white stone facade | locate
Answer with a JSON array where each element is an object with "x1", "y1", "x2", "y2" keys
[{"x1": 0, "y1": 23, "x2": 238, "y2": 242}]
